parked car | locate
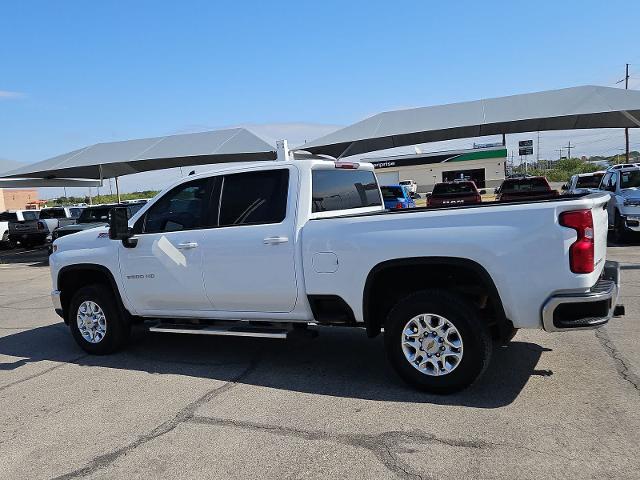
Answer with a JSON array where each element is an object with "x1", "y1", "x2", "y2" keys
[
  {"x1": 427, "y1": 181, "x2": 484, "y2": 208},
  {"x1": 49, "y1": 203, "x2": 146, "y2": 253},
  {"x1": 380, "y1": 185, "x2": 416, "y2": 209},
  {"x1": 50, "y1": 158, "x2": 624, "y2": 393},
  {"x1": 0, "y1": 210, "x2": 39, "y2": 249},
  {"x1": 496, "y1": 176, "x2": 559, "y2": 202},
  {"x1": 399, "y1": 179, "x2": 418, "y2": 194},
  {"x1": 598, "y1": 166, "x2": 640, "y2": 242},
  {"x1": 9, "y1": 206, "x2": 82, "y2": 248},
  {"x1": 563, "y1": 172, "x2": 606, "y2": 195}
]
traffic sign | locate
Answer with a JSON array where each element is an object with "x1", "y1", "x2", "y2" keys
[{"x1": 519, "y1": 147, "x2": 534, "y2": 156}]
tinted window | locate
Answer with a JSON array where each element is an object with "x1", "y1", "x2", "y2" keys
[
  {"x1": 500, "y1": 178, "x2": 550, "y2": 192},
  {"x1": 432, "y1": 182, "x2": 476, "y2": 195},
  {"x1": 69, "y1": 208, "x2": 84, "y2": 219},
  {"x1": 620, "y1": 171, "x2": 640, "y2": 189},
  {"x1": 143, "y1": 179, "x2": 209, "y2": 233},
  {"x1": 0, "y1": 212, "x2": 18, "y2": 222},
  {"x1": 78, "y1": 207, "x2": 113, "y2": 223},
  {"x1": 312, "y1": 169, "x2": 381, "y2": 213},
  {"x1": 218, "y1": 170, "x2": 289, "y2": 226},
  {"x1": 575, "y1": 174, "x2": 604, "y2": 189},
  {"x1": 381, "y1": 186, "x2": 405, "y2": 199},
  {"x1": 39, "y1": 209, "x2": 67, "y2": 219},
  {"x1": 127, "y1": 203, "x2": 145, "y2": 217}
]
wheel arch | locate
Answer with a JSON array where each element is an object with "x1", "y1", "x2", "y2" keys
[
  {"x1": 362, "y1": 257, "x2": 510, "y2": 339},
  {"x1": 57, "y1": 264, "x2": 131, "y2": 324}
]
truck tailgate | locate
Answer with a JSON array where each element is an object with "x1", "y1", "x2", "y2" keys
[{"x1": 9, "y1": 220, "x2": 40, "y2": 235}]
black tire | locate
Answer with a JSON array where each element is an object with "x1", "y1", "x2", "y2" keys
[
  {"x1": 614, "y1": 211, "x2": 631, "y2": 243},
  {"x1": 1, "y1": 232, "x2": 16, "y2": 249},
  {"x1": 384, "y1": 289, "x2": 492, "y2": 394},
  {"x1": 68, "y1": 284, "x2": 130, "y2": 354}
]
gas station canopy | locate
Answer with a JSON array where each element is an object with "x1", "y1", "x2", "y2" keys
[{"x1": 300, "y1": 85, "x2": 640, "y2": 158}]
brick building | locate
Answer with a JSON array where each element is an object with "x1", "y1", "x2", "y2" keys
[{"x1": 0, "y1": 189, "x2": 40, "y2": 211}]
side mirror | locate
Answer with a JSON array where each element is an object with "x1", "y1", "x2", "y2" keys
[
  {"x1": 479, "y1": 189, "x2": 487, "y2": 195},
  {"x1": 109, "y1": 207, "x2": 136, "y2": 247},
  {"x1": 561, "y1": 184, "x2": 568, "y2": 191}
]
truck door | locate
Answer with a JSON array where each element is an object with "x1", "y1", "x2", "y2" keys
[
  {"x1": 200, "y1": 167, "x2": 298, "y2": 313},
  {"x1": 118, "y1": 178, "x2": 213, "y2": 314}
]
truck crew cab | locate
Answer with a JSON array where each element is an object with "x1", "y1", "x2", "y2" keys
[{"x1": 50, "y1": 154, "x2": 623, "y2": 393}]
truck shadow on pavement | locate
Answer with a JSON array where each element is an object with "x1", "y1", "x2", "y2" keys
[
  {"x1": 0, "y1": 247, "x2": 49, "y2": 267},
  {"x1": 0, "y1": 323, "x2": 550, "y2": 408}
]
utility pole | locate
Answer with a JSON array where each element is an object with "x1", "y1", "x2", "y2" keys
[
  {"x1": 625, "y1": 63, "x2": 630, "y2": 162},
  {"x1": 536, "y1": 131, "x2": 540, "y2": 164},
  {"x1": 566, "y1": 141, "x2": 574, "y2": 160}
]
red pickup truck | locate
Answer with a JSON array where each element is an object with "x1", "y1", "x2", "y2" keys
[
  {"x1": 427, "y1": 181, "x2": 484, "y2": 208},
  {"x1": 496, "y1": 176, "x2": 559, "y2": 202}
]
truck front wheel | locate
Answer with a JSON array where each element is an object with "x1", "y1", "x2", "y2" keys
[
  {"x1": 384, "y1": 289, "x2": 492, "y2": 394},
  {"x1": 68, "y1": 284, "x2": 130, "y2": 354}
]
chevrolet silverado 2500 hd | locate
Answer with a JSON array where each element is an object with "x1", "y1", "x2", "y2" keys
[{"x1": 49, "y1": 157, "x2": 623, "y2": 393}]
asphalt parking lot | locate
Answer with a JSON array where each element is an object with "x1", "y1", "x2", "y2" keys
[{"x1": 1, "y1": 245, "x2": 639, "y2": 479}]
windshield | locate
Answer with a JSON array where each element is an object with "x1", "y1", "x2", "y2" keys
[
  {"x1": 500, "y1": 178, "x2": 550, "y2": 192},
  {"x1": 576, "y1": 174, "x2": 604, "y2": 189},
  {"x1": 77, "y1": 207, "x2": 112, "y2": 223},
  {"x1": 620, "y1": 171, "x2": 640, "y2": 189},
  {"x1": 380, "y1": 186, "x2": 405, "y2": 199},
  {"x1": 432, "y1": 182, "x2": 475, "y2": 195}
]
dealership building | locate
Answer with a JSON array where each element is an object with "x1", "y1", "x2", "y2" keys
[{"x1": 364, "y1": 145, "x2": 507, "y2": 192}]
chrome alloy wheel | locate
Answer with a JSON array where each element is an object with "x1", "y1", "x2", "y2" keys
[
  {"x1": 401, "y1": 313, "x2": 464, "y2": 376},
  {"x1": 77, "y1": 300, "x2": 107, "y2": 344}
]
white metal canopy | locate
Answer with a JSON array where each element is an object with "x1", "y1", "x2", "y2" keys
[
  {"x1": 1, "y1": 128, "x2": 276, "y2": 180},
  {"x1": 0, "y1": 178, "x2": 102, "y2": 188},
  {"x1": 300, "y1": 85, "x2": 640, "y2": 158}
]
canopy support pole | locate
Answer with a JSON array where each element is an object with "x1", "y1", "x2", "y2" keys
[{"x1": 115, "y1": 176, "x2": 121, "y2": 203}]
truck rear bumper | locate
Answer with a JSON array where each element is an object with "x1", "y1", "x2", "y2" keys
[{"x1": 542, "y1": 261, "x2": 622, "y2": 332}]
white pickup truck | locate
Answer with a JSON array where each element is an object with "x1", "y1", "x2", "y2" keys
[
  {"x1": 1, "y1": 210, "x2": 40, "y2": 248},
  {"x1": 9, "y1": 206, "x2": 82, "y2": 248},
  {"x1": 49, "y1": 156, "x2": 623, "y2": 393}
]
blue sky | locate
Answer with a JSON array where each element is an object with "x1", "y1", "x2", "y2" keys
[{"x1": 1, "y1": 1, "x2": 639, "y2": 195}]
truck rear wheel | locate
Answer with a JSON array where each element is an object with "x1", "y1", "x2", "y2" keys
[
  {"x1": 68, "y1": 284, "x2": 130, "y2": 354},
  {"x1": 384, "y1": 289, "x2": 492, "y2": 394}
]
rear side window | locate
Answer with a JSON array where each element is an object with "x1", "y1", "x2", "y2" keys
[
  {"x1": 575, "y1": 174, "x2": 603, "y2": 189},
  {"x1": 500, "y1": 178, "x2": 550, "y2": 192},
  {"x1": 432, "y1": 182, "x2": 475, "y2": 195},
  {"x1": 381, "y1": 186, "x2": 405, "y2": 199},
  {"x1": 0, "y1": 212, "x2": 18, "y2": 222},
  {"x1": 143, "y1": 179, "x2": 210, "y2": 233},
  {"x1": 218, "y1": 169, "x2": 289, "y2": 226},
  {"x1": 312, "y1": 169, "x2": 382, "y2": 213}
]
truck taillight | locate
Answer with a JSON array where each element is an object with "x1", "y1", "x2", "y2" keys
[
  {"x1": 559, "y1": 209, "x2": 594, "y2": 274},
  {"x1": 394, "y1": 201, "x2": 403, "y2": 209}
]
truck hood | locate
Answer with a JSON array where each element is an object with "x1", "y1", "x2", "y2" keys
[
  {"x1": 54, "y1": 225, "x2": 110, "y2": 251},
  {"x1": 618, "y1": 188, "x2": 640, "y2": 199},
  {"x1": 56, "y1": 222, "x2": 107, "y2": 232}
]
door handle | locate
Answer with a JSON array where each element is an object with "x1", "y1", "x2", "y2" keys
[
  {"x1": 177, "y1": 242, "x2": 199, "y2": 249},
  {"x1": 263, "y1": 236, "x2": 289, "y2": 245}
]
